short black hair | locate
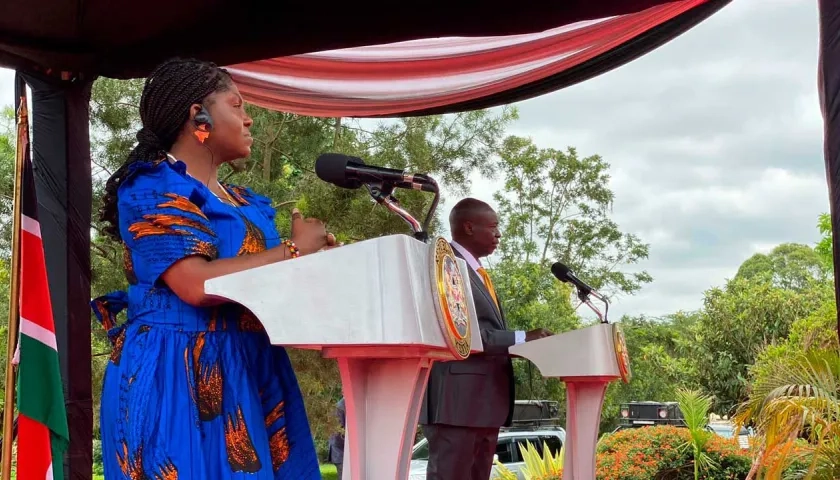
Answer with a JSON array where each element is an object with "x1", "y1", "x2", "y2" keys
[
  {"x1": 99, "y1": 58, "x2": 233, "y2": 241},
  {"x1": 449, "y1": 198, "x2": 494, "y2": 233}
]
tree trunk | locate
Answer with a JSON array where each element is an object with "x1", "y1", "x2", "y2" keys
[
  {"x1": 334, "y1": 117, "x2": 342, "y2": 147},
  {"x1": 262, "y1": 146, "x2": 273, "y2": 182}
]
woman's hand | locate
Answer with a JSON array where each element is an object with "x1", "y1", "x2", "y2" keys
[
  {"x1": 162, "y1": 210, "x2": 339, "y2": 307},
  {"x1": 290, "y1": 208, "x2": 331, "y2": 255},
  {"x1": 319, "y1": 233, "x2": 344, "y2": 252}
]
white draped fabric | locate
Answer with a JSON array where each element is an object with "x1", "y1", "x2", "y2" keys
[{"x1": 228, "y1": 0, "x2": 712, "y2": 117}]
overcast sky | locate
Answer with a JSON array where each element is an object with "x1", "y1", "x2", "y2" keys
[
  {"x1": 0, "y1": 0, "x2": 827, "y2": 320},
  {"x1": 460, "y1": 0, "x2": 827, "y2": 319}
]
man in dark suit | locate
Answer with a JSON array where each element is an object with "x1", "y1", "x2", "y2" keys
[{"x1": 419, "y1": 198, "x2": 553, "y2": 480}]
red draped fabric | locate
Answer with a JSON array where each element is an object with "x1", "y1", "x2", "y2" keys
[{"x1": 228, "y1": 0, "x2": 725, "y2": 117}]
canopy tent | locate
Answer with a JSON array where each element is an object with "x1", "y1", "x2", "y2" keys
[
  {"x1": 15, "y1": 0, "x2": 840, "y2": 479},
  {"x1": 228, "y1": 0, "x2": 724, "y2": 117},
  {"x1": 2, "y1": 0, "x2": 723, "y2": 79}
]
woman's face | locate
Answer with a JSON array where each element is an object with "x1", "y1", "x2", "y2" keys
[{"x1": 200, "y1": 83, "x2": 253, "y2": 162}]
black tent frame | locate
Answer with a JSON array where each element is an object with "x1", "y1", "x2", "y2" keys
[{"x1": 9, "y1": 1, "x2": 839, "y2": 479}]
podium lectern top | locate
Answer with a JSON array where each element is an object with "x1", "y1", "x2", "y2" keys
[
  {"x1": 204, "y1": 234, "x2": 483, "y2": 358},
  {"x1": 508, "y1": 323, "x2": 626, "y2": 379}
]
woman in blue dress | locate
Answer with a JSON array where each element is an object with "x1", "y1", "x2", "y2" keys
[{"x1": 91, "y1": 58, "x2": 335, "y2": 479}]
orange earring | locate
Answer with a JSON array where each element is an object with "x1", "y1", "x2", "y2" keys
[{"x1": 194, "y1": 124, "x2": 210, "y2": 143}]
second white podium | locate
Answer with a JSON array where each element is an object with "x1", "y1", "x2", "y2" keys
[{"x1": 509, "y1": 322, "x2": 631, "y2": 480}]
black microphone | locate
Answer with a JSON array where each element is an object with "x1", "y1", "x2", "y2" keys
[
  {"x1": 551, "y1": 261, "x2": 593, "y2": 297},
  {"x1": 315, "y1": 153, "x2": 438, "y2": 192}
]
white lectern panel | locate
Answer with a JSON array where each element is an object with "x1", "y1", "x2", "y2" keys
[
  {"x1": 508, "y1": 323, "x2": 619, "y2": 378},
  {"x1": 204, "y1": 234, "x2": 482, "y2": 354}
]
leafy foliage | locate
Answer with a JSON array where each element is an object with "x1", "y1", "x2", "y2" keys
[
  {"x1": 752, "y1": 299, "x2": 839, "y2": 393},
  {"x1": 0, "y1": 259, "x2": 10, "y2": 416},
  {"x1": 601, "y1": 313, "x2": 699, "y2": 432},
  {"x1": 493, "y1": 136, "x2": 652, "y2": 296},
  {"x1": 676, "y1": 388, "x2": 717, "y2": 479},
  {"x1": 684, "y1": 276, "x2": 831, "y2": 413},
  {"x1": 736, "y1": 287, "x2": 840, "y2": 480},
  {"x1": 816, "y1": 213, "x2": 833, "y2": 270},
  {"x1": 0, "y1": 108, "x2": 14, "y2": 420},
  {"x1": 493, "y1": 440, "x2": 564, "y2": 480},
  {"x1": 0, "y1": 107, "x2": 16, "y2": 258},
  {"x1": 734, "y1": 349, "x2": 840, "y2": 480},
  {"x1": 735, "y1": 243, "x2": 830, "y2": 292},
  {"x1": 595, "y1": 425, "x2": 752, "y2": 480}
]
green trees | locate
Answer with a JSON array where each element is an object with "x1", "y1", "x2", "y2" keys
[
  {"x1": 732, "y1": 247, "x2": 840, "y2": 479},
  {"x1": 492, "y1": 136, "x2": 651, "y2": 295},
  {"x1": 735, "y1": 348, "x2": 840, "y2": 480},
  {"x1": 486, "y1": 136, "x2": 653, "y2": 412},
  {"x1": 599, "y1": 240, "x2": 835, "y2": 437},
  {"x1": 0, "y1": 108, "x2": 15, "y2": 418},
  {"x1": 689, "y1": 271, "x2": 830, "y2": 413},
  {"x1": 600, "y1": 313, "x2": 698, "y2": 432},
  {"x1": 735, "y1": 243, "x2": 830, "y2": 292}
]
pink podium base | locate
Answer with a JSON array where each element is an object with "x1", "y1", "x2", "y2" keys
[
  {"x1": 323, "y1": 346, "x2": 450, "y2": 480},
  {"x1": 563, "y1": 377, "x2": 612, "y2": 480}
]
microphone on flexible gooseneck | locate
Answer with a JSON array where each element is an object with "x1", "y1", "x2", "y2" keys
[
  {"x1": 314, "y1": 153, "x2": 440, "y2": 243},
  {"x1": 314, "y1": 153, "x2": 438, "y2": 193},
  {"x1": 551, "y1": 262, "x2": 593, "y2": 297},
  {"x1": 551, "y1": 261, "x2": 609, "y2": 323}
]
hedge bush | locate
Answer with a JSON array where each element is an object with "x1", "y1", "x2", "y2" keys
[{"x1": 595, "y1": 426, "x2": 750, "y2": 480}]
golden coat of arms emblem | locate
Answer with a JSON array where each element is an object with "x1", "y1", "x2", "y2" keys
[
  {"x1": 613, "y1": 323, "x2": 632, "y2": 383},
  {"x1": 429, "y1": 237, "x2": 472, "y2": 359}
]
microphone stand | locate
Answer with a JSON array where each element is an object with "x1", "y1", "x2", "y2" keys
[
  {"x1": 574, "y1": 287, "x2": 610, "y2": 324},
  {"x1": 365, "y1": 175, "x2": 440, "y2": 243}
]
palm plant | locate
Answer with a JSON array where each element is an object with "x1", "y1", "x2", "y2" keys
[
  {"x1": 493, "y1": 440, "x2": 564, "y2": 480},
  {"x1": 676, "y1": 388, "x2": 719, "y2": 480},
  {"x1": 733, "y1": 348, "x2": 840, "y2": 480}
]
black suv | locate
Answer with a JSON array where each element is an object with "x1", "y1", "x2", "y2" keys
[{"x1": 615, "y1": 401, "x2": 687, "y2": 431}]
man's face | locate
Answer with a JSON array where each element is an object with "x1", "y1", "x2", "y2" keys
[{"x1": 465, "y1": 209, "x2": 501, "y2": 258}]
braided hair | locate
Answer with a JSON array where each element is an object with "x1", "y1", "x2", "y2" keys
[{"x1": 99, "y1": 58, "x2": 233, "y2": 241}]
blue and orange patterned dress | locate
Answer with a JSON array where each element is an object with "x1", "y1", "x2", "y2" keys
[{"x1": 91, "y1": 158, "x2": 320, "y2": 479}]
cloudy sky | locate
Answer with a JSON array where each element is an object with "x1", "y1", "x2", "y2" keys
[
  {"x1": 467, "y1": 0, "x2": 827, "y2": 319},
  {"x1": 0, "y1": 0, "x2": 827, "y2": 320}
]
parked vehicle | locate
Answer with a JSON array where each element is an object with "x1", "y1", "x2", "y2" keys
[
  {"x1": 614, "y1": 401, "x2": 687, "y2": 431},
  {"x1": 707, "y1": 421, "x2": 752, "y2": 449},
  {"x1": 409, "y1": 400, "x2": 566, "y2": 480},
  {"x1": 612, "y1": 401, "x2": 753, "y2": 450}
]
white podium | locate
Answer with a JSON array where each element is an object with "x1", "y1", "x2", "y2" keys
[
  {"x1": 508, "y1": 323, "x2": 630, "y2": 480},
  {"x1": 204, "y1": 234, "x2": 482, "y2": 480}
]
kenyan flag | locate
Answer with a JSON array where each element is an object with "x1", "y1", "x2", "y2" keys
[{"x1": 12, "y1": 93, "x2": 69, "y2": 480}]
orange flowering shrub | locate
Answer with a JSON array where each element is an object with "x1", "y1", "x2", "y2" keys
[
  {"x1": 595, "y1": 426, "x2": 751, "y2": 480},
  {"x1": 755, "y1": 441, "x2": 812, "y2": 477}
]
